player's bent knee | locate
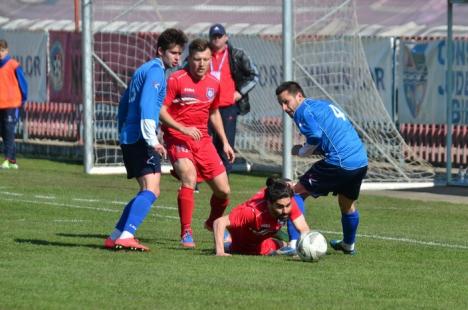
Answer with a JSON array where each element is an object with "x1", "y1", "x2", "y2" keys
[{"x1": 216, "y1": 185, "x2": 231, "y2": 197}]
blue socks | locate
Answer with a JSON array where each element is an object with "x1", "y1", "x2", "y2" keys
[
  {"x1": 116, "y1": 190, "x2": 157, "y2": 235},
  {"x1": 115, "y1": 197, "x2": 136, "y2": 231},
  {"x1": 342, "y1": 210, "x2": 359, "y2": 245},
  {"x1": 287, "y1": 194, "x2": 305, "y2": 243}
]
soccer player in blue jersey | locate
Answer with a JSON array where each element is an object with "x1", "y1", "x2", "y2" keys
[
  {"x1": 276, "y1": 81, "x2": 368, "y2": 255},
  {"x1": 104, "y1": 28, "x2": 188, "y2": 251}
]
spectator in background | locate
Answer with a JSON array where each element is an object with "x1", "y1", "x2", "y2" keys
[
  {"x1": 0, "y1": 39, "x2": 28, "y2": 169},
  {"x1": 208, "y1": 24, "x2": 259, "y2": 173}
]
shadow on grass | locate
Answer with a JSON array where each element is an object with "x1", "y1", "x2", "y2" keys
[
  {"x1": 55, "y1": 233, "x2": 175, "y2": 245},
  {"x1": 56, "y1": 233, "x2": 108, "y2": 239},
  {"x1": 54, "y1": 233, "x2": 187, "y2": 250},
  {"x1": 15, "y1": 238, "x2": 104, "y2": 250}
]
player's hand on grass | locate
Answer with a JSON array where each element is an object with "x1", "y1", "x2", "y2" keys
[
  {"x1": 182, "y1": 126, "x2": 202, "y2": 141},
  {"x1": 291, "y1": 144, "x2": 303, "y2": 156},
  {"x1": 154, "y1": 144, "x2": 167, "y2": 159},
  {"x1": 224, "y1": 144, "x2": 236, "y2": 163},
  {"x1": 216, "y1": 252, "x2": 232, "y2": 257}
]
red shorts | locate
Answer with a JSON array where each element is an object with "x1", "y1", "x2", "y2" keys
[
  {"x1": 231, "y1": 238, "x2": 282, "y2": 256},
  {"x1": 166, "y1": 136, "x2": 226, "y2": 183}
]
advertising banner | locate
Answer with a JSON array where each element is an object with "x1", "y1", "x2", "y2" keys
[
  {"x1": 0, "y1": 30, "x2": 47, "y2": 102},
  {"x1": 398, "y1": 39, "x2": 468, "y2": 124},
  {"x1": 49, "y1": 31, "x2": 82, "y2": 103}
]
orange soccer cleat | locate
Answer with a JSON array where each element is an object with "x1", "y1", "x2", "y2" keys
[
  {"x1": 104, "y1": 237, "x2": 115, "y2": 249},
  {"x1": 114, "y1": 237, "x2": 149, "y2": 252}
]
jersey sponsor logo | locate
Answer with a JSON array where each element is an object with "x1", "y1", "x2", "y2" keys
[
  {"x1": 206, "y1": 87, "x2": 215, "y2": 100},
  {"x1": 183, "y1": 87, "x2": 195, "y2": 93},
  {"x1": 175, "y1": 145, "x2": 189, "y2": 153},
  {"x1": 178, "y1": 97, "x2": 200, "y2": 106},
  {"x1": 249, "y1": 228, "x2": 272, "y2": 236},
  {"x1": 249, "y1": 224, "x2": 279, "y2": 236}
]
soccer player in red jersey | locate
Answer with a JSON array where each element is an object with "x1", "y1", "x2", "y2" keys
[
  {"x1": 160, "y1": 38, "x2": 235, "y2": 248},
  {"x1": 212, "y1": 176, "x2": 310, "y2": 256}
]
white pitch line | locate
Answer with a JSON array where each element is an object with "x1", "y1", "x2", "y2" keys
[
  {"x1": 108, "y1": 200, "x2": 178, "y2": 210},
  {"x1": 321, "y1": 230, "x2": 468, "y2": 250},
  {"x1": 111, "y1": 200, "x2": 125, "y2": 205},
  {"x1": 1, "y1": 197, "x2": 179, "y2": 221},
  {"x1": 34, "y1": 195, "x2": 56, "y2": 199},
  {"x1": 2, "y1": 191, "x2": 23, "y2": 196},
  {"x1": 73, "y1": 198, "x2": 101, "y2": 203},
  {"x1": 2, "y1": 191, "x2": 467, "y2": 250},
  {"x1": 53, "y1": 219, "x2": 89, "y2": 223}
]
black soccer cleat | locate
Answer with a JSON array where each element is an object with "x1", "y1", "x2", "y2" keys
[{"x1": 330, "y1": 239, "x2": 356, "y2": 255}]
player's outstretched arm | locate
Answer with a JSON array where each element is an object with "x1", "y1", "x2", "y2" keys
[
  {"x1": 292, "y1": 214, "x2": 310, "y2": 235},
  {"x1": 213, "y1": 215, "x2": 232, "y2": 256}
]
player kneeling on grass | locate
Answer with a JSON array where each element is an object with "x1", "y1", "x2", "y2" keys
[{"x1": 212, "y1": 176, "x2": 310, "y2": 256}]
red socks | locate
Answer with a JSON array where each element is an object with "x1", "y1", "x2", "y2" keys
[
  {"x1": 178, "y1": 186, "x2": 194, "y2": 235},
  {"x1": 205, "y1": 195, "x2": 230, "y2": 230}
]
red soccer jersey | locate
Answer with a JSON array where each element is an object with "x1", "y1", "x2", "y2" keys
[
  {"x1": 228, "y1": 188, "x2": 302, "y2": 253},
  {"x1": 162, "y1": 68, "x2": 220, "y2": 140},
  {"x1": 210, "y1": 48, "x2": 236, "y2": 108}
]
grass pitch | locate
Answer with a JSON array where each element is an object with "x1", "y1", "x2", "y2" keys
[{"x1": 1, "y1": 158, "x2": 467, "y2": 309}]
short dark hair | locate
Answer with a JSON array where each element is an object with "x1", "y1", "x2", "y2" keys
[
  {"x1": 0, "y1": 39, "x2": 8, "y2": 49},
  {"x1": 275, "y1": 81, "x2": 305, "y2": 97},
  {"x1": 156, "y1": 28, "x2": 187, "y2": 51},
  {"x1": 188, "y1": 38, "x2": 210, "y2": 56},
  {"x1": 265, "y1": 175, "x2": 294, "y2": 203}
]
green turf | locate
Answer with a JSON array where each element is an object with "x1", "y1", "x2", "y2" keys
[{"x1": 1, "y1": 158, "x2": 467, "y2": 309}]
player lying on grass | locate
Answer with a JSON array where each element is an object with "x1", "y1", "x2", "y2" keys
[{"x1": 212, "y1": 176, "x2": 310, "y2": 256}]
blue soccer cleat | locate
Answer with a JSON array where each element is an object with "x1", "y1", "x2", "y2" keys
[
  {"x1": 330, "y1": 239, "x2": 356, "y2": 255},
  {"x1": 180, "y1": 230, "x2": 195, "y2": 248},
  {"x1": 275, "y1": 246, "x2": 297, "y2": 256}
]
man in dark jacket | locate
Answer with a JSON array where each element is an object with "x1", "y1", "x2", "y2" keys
[{"x1": 208, "y1": 23, "x2": 258, "y2": 173}]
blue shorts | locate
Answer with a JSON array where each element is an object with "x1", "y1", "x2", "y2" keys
[
  {"x1": 121, "y1": 139, "x2": 161, "y2": 179},
  {"x1": 299, "y1": 160, "x2": 367, "y2": 200}
]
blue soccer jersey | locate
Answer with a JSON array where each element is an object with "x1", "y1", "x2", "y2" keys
[
  {"x1": 293, "y1": 98, "x2": 368, "y2": 169},
  {"x1": 118, "y1": 58, "x2": 166, "y2": 147}
]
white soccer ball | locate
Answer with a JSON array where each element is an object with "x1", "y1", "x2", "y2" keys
[{"x1": 297, "y1": 231, "x2": 328, "y2": 262}]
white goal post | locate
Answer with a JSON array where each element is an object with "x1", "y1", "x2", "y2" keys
[{"x1": 82, "y1": 0, "x2": 435, "y2": 187}]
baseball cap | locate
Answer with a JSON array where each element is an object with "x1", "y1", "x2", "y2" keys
[{"x1": 209, "y1": 24, "x2": 226, "y2": 37}]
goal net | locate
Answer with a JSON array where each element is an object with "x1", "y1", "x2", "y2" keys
[
  {"x1": 89, "y1": 0, "x2": 435, "y2": 183},
  {"x1": 290, "y1": 0, "x2": 434, "y2": 182}
]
